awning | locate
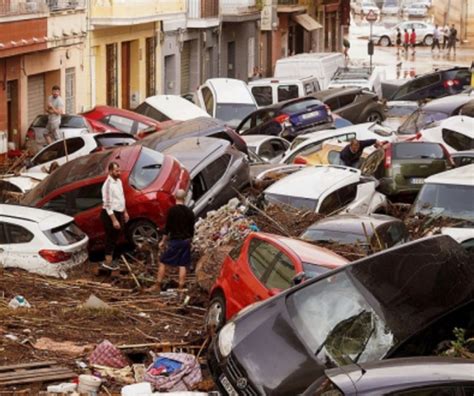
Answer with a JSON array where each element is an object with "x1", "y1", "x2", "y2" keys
[{"x1": 291, "y1": 13, "x2": 322, "y2": 31}]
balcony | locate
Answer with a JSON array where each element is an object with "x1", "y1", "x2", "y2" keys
[
  {"x1": 220, "y1": 0, "x2": 258, "y2": 15},
  {"x1": 277, "y1": 0, "x2": 305, "y2": 13},
  {"x1": 47, "y1": 0, "x2": 86, "y2": 12},
  {"x1": 187, "y1": 0, "x2": 219, "y2": 28},
  {"x1": 90, "y1": 0, "x2": 186, "y2": 27},
  {"x1": 0, "y1": 0, "x2": 49, "y2": 20}
]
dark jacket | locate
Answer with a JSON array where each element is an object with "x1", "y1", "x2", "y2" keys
[{"x1": 340, "y1": 139, "x2": 376, "y2": 167}]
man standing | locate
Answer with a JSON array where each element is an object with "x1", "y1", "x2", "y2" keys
[
  {"x1": 442, "y1": 24, "x2": 450, "y2": 49},
  {"x1": 410, "y1": 28, "x2": 416, "y2": 56},
  {"x1": 447, "y1": 24, "x2": 457, "y2": 56},
  {"x1": 101, "y1": 162, "x2": 129, "y2": 270},
  {"x1": 156, "y1": 189, "x2": 195, "y2": 292},
  {"x1": 45, "y1": 85, "x2": 65, "y2": 145},
  {"x1": 340, "y1": 138, "x2": 384, "y2": 168},
  {"x1": 396, "y1": 28, "x2": 402, "y2": 55},
  {"x1": 403, "y1": 29, "x2": 410, "y2": 55},
  {"x1": 431, "y1": 25, "x2": 441, "y2": 53}
]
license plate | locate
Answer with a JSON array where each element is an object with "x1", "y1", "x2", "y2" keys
[
  {"x1": 220, "y1": 375, "x2": 239, "y2": 396},
  {"x1": 301, "y1": 111, "x2": 320, "y2": 120},
  {"x1": 410, "y1": 177, "x2": 424, "y2": 184}
]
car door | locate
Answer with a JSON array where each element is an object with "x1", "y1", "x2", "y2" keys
[
  {"x1": 262, "y1": 249, "x2": 298, "y2": 296},
  {"x1": 335, "y1": 93, "x2": 358, "y2": 120},
  {"x1": 2, "y1": 221, "x2": 36, "y2": 271}
]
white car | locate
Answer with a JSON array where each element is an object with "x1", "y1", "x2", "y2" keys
[
  {"x1": 264, "y1": 165, "x2": 387, "y2": 215},
  {"x1": 242, "y1": 135, "x2": 290, "y2": 164},
  {"x1": 283, "y1": 122, "x2": 396, "y2": 164},
  {"x1": 381, "y1": 0, "x2": 400, "y2": 15},
  {"x1": 328, "y1": 66, "x2": 386, "y2": 98},
  {"x1": 0, "y1": 204, "x2": 89, "y2": 278},
  {"x1": 416, "y1": 116, "x2": 474, "y2": 153},
  {"x1": 352, "y1": 0, "x2": 381, "y2": 15},
  {"x1": 441, "y1": 227, "x2": 474, "y2": 251},
  {"x1": 403, "y1": 2, "x2": 428, "y2": 16},
  {"x1": 372, "y1": 21, "x2": 435, "y2": 47},
  {"x1": 196, "y1": 78, "x2": 258, "y2": 128},
  {"x1": 134, "y1": 95, "x2": 210, "y2": 121}
]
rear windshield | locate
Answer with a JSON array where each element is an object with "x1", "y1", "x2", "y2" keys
[
  {"x1": 135, "y1": 102, "x2": 170, "y2": 122},
  {"x1": 129, "y1": 147, "x2": 164, "y2": 190},
  {"x1": 398, "y1": 110, "x2": 447, "y2": 135},
  {"x1": 215, "y1": 104, "x2": 256, "y2": 127},
  {"x1": 44, "y1": 222, "x2": 86, "y2": 246},
  {"x1": 95, "y1": 135, "x2": 136, "y2": 148},
  {"x1": 32, "y1": 115, "x2": 87, "y2": 129},
  {"x1": 283, "y1": 99, "x2": 323, "y2": 114},
  {"x1": 265, "y1": 193, "x2": 318, "y2": 212},
  {"x1": 393, "y1": 143, "x2": 445, "y2": 159},
  {"x1": 301, "y1": 229, "x2": 367, "y2": 245}
]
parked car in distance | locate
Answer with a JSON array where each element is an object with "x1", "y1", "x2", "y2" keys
[
  {"x1": 301, "y1": 213, "x2": 409, "y2": 252},
  {"x1": 390, "y1": 67, "x2": 471, "y2": 101},
  {"x1": 264, "y1": 165, "x2": 387, "y2": 214},
  {"x1": 206, "y1": 232, "x2": 349, "y2": 331},
  {"x1": 134, "y1": 95, "x2": 210, "y2": 122},
  {"x1": 302, "y1": 357, "x2": 474, "y2": 396},
  {"x1": 21, "y1": 145, "x2": 190, "y2": 250},
  {"x1": 139, "y1": 117, "x2": 248, "y2": 155},
  {"x1": 372, "y1": 21, "x2": 435, "y2": 47},
  {"x1": 0, "y1": 204, "x2": 88, "y2": 278},
  {"x1": 242, "y1": 135, "x2": 289, "y2": 163},
  {"x1": 383, "y1": 100, "x2": 419, "y2": 131},
  {"x1": 328, "y1": 66, "x2": 385, "y2": 98},
  {"x1": 248, "y1": 76, "x2": 321, "y2": 107},
  {"x1": 162, "y1": 137, "x2": 249, "y2": 218},
  {"x1": 452, "y1": 150, "x2": 474, "y2": 167},
  {"x1": 403, "y1": 2, "x2": 428, "y2": 16},
  {"x1": 208, "y1": 235, "x2": 474, "y2": 396},
  {"x1": 381, "y1": 0, "x2": 400, "y2": 15},
  {"x1": 237, "y1": 97, "x2": 333, "y2": 141},
  {"x1": 313, "y1": 88, "x2": 386, "y2": 124},
  {"x1": 196, "y1": 78, "x2": 258, "y2": 128},
  {"x1": 82, "y1": 105, "x2": 174, "y2": 138},
  {"x1": 351, "y1": 0, "x2": 380, "y2": 16},
  {"x1": 415, "y1": 115, "x2": 474, "y2": 153}
]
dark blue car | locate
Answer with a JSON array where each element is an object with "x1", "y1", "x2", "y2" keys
[{"x1": 236, "y1": 96, "x2": 333, "y2": 141}]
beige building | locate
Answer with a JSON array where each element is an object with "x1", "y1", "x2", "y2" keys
[{"x1": 432, "y1": 0, "x2": 473, "y2": 44}]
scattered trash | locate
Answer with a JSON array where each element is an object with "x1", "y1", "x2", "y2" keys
[
  {"x1": 46, "y1": 382, "x2": 78, "y2": 393},
  {"x1": 4, "y1": 334, "x2": 19, "y2": 342},
  {"x1": 77, "y1": 374, "x2": 102, "y2": 395},
  {"x1": 121, "y1": 382, "x2": 153, "y2": 396},
  {"x1": 83, "y1": 294, "x2": 112, "y2": 310},
  {"x1": 89, "y1": 340, "x2": 129, "y2": 369},
  {"x1": 132, "y1": 363, "x2": 147, "y2": 383},
  {"x1": 92, "y1": 364, "x2": 135, "y2": 384},
  {"x1": 8, "y1": 295, "x2": 31, "y2": 309},
  {"x1": 34, "y1": 337, "x2": 91, "y2": 356}
]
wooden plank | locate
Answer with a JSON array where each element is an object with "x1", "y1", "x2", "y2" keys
[
  {"x1": 0, "y1": 372, "x2": 76, "y2": 386},
  {"x1": 0, "y1": 367, "x2": 72, "y2": 381},
  {"x1": 0, "y1": 361, "x2": 57, "y2": 373}
]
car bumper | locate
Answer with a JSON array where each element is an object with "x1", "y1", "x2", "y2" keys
[{"x1": 379, "y1": 178, "x2": 424, "y2": 196}]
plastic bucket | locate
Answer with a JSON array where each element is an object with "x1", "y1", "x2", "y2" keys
[{"x1": 77, "y1": 374, "x2": 102, "y2": 394}]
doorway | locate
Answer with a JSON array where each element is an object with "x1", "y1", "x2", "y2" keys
[
  {"x1": 227, "y1": 41, "x2": 235, "y2": 78},
  {"x1": 164, "y1": 55, "x2": 176, "y2": 94},
  {"x1": 7, "y1": 80, "x2": 19, "y2": 148},
  {"x1": 121, "y1": 41, "x2": 131, "y2": 109},
  {"x1": 106, "y1": 43, "x2": 118, "y2": 107}
]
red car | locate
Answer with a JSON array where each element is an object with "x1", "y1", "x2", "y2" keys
[
  {"x1": 21, "y1": 145, "x2": 190, "y2": 251},
  {"x1": 206, "y1": 232, "x2": 349, "y2": 330},
  {"x1": 82, "y1": 106, "x2": 176, "y2": 138}
]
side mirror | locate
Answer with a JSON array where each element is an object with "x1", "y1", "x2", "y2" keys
[{"x1": 292, "y1": 272, "x2": 306, "y2": 285}]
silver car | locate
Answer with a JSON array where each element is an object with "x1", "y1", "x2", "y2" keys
[
  {"x1": 372, "y1": 21, "x2": 435, "y2": 46},
  {"x1": 403, "y1": 2, "x2": 428, "y2": 17}
]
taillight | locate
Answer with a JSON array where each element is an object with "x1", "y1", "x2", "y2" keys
[
  {"x1": 39, "y1": 250, "x2": 72, "y2": 263},
  {"x1": 384, "y1": 144, "x2": 392, "y2": 168},
  {"x1": 293, "y1": 156, "x2": 308, "y2": 165},
  {"x1": 440, "y1": 144, "x2": 455, "y2": 167},
  {"x1": 274, "y1": 114, "x2": 290, "y2": 124},
  {"x1": 443, "y1": 79, "x2": 460, "y2": 88},
  {"x1": 26, "y1": 128, "x2": 35, "y2": 141}
]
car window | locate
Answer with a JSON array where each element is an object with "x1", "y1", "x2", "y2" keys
[
  {"x1": 32, "y1": 140, "x2": 67, "y2": 165},
  {"x1": 277, "y1": 85, "x2": 299, "y2": 102},
  {"x1": 325, "y1": 98, "x2": 339, "y2": 110},
  {"x1": 319, "y1": 190, "x2": 341, "y2": 214},
  {"x1": 134, "y1": 102, "x2": 170, "y2": 122},
  {"x1": 192, "y1": 173, "x2": 207, "y2": 202},
  {"x1": 5, "y1": 223, "x2": 34, "y2": 244},
  {"x1": 337, "y1": 183, "x2": 358, "y2": 206},
  {"x1": 271, "y1": 139, "x2": 289, "y2": 155},
  {"x1": 106, "y1": 115, "x2": 135, "y2": 134},
  {"x1": 265, "y1": 193, "x2": 318, "y2": 212},
  {"x1": 453, "y1": 155, "x2": 474, "y2": 167},
  {"x1": 59, "y1": 116, "x2": 87, "y2": 129},
  {"x1": 391, "y1": 386, "x2": 457, "y2": 396},
  {"x1": 43, "y1": 222, "x2": 85, "y2": 246},
  {"x1": 129, "y1": 147, "x2": 165, "y2": 190},
  {"x1": 0, "y1": 223, "x2": 7, "y2": 244},
  {"x1": 328, "y1": 150, "x2": 342, "y2": 164},
  {"x1": 259, "y1": 141, "x2": 275, "y2": 159},
  {"x1": 304, "y1": 83, "x2": 314, "y2": 95},
  {"x1": 137, "y1": 122, "x2": 149, "y2": 132},
  {"x1": 442, "y1": 129, "x2": 474, "y2": 151},
  {"x1": 66, "y1": 137, "x2": 86, "y2": 154},
  {"x1": 411, "y1": 74, "x2": 441, "y2": 91},
  {"x1": 201, "y1": 86, "x2": 214, "y2": 115},
  {"x1": 393, "y1": 143, "x2": 445, "y2": 159},
  {"x1": 265, "y1": 252, "x2": 295, "y2": 290},
  {"x1": 32, "y1": 115, "x2": 48, "y2": 128},
  {"x1": 201, "y1": 154, "x2": 231, "y2": 189},
  {"x1": 252, "y1": 86, "x2": 273, "y2": 107},
  {"x1": 286, "y1": 142, "x2": 323, "y2": 164},
  {"x1": 378, "y1": 222, "x2": 408, "y2": 248},
  {"x1": 256, "y1": 110, "x2": 276, "y2": 125},
  {"x1": 43, "y1": 182, "x2": 103, "y2": 216},
  {"x1": 248, "y1": 238, "x2": 280, "y2": 281},
  {"x1": 339, "y1": 94, "x2": 356, "y2": 107}
]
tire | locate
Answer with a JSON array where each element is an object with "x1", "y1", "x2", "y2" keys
[
  {"x1": 127, "y1": 219, "x2": 159, "y2": 246},
  {"x1": 206, "y1": 292, "x2": 226, "y2": 333},
  {"x1": 423, "y1": 34, "x2": 433, "y2": 46},
  {"x1": 379, "y1": 36, "x2": 391, "y2": 47},
  {"x1": 366, "y1": 111, "x2": 383, "y2": 123}
]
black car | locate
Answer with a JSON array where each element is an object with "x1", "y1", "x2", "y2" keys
[
  {"x1": 390, "y1": 67, "x2": 471, "y2": 102},
  {"x1": 236, "y1": 97, "x2": 333, "y2": 141},
  {"x1": 303, "y1": 357, "x2": 474, "y2": 395},
  {"x1": 208, "y1": 235, "x2": 474, "y2": 396},
  {"x1": 313, "y1": 88, "x2": 386, "y2": 124},
  {"x1": 139, "y1": 117, "x2": 248, "y2": 154}
]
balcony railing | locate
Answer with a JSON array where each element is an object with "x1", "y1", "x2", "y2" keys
[
  {"x1": 0, "y1": 0, "x2": 48, "y2": 17},
  {"x1": 47, "y1": 0, "x2": 86, "y2": 11},
  {"x1": 220, "y1": 0, "x2": 257, "y2": 14},
  {"x1": 188, "y1": 0, "x2": 219, "y2": 19}
]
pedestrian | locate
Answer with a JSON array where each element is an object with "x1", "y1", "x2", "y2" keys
[
  {"x1": 343, "y1": 37, "x2": 350, "y2": 59},
  {"x1": 396, "y1": 28, "x2": 402, "y2": 55},
  {"x1": 100, "y1": 162, "x2": 129, "y2": 270},
  {"x1": 403, "y1": 28, "x2": 410, "y2": 54},
  {"x1": 410, "y1": 28, "x2": 416, "y2": 55},
  {"x1": 442, "y1": 24, "x2": 450, "y2": 49},
  {"x1": 431, "y1": 24, "x2": 441, "y2": 53},
  {"x1": 447, "y1": 24, "x2": 457, "y2": 55},
  {"x1": 156, "y1": 189, "x2": 195, "y2": 292},
  {"x1": 45, "y1": 85, "x2": 64, "y2": 145},
  {"x1": 340, "y1": 138, "x2": 385, "y2": 168}
]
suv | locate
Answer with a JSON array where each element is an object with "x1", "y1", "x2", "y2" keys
[
  {"x1": 361, "y1": 142, "x2": 453, "y2": 197},
  {"x1": 390, "y1": 67, "x2": 471, "y2": 101}
]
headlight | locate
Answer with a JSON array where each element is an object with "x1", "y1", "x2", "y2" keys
[{"x1": 218, "y1": 322, "x2": 235, "y2": 358}]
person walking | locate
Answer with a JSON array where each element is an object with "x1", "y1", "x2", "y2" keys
[
  {"x1": 396, "y1": 28, "x2": 402, "y2": 55},
  {"x1": 343, "y1": 37, "x2": 351, "y2": 59},
  {"x1": 101, "y1": 162, "x2": 129, "y2": 270},
  {"x1": 45, "y1": 85, "x2": 64, "y2": 145},
  {"x1": 442, "y1": 24, "x2": 450, "y2": 49},
  {"x1": 447, "y1": 24, "x2": 457, "y2": 55},
  {"x1": 403, "y1": 29, "x2": 410, "y2": 55},
  {"x1": 339, "y1": 139, "x2": 385, "y2": 168},
  {"x1": 156, "y1": 189, "x2": 195, "y2": 292},
  {"x1": 431, "y1": 24, "x2": 441, "y2": 53},
  {"x1": 410, "y1": 28, "x2": 416, "y2": 56}
]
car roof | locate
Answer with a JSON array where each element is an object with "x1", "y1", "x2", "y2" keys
[
  {"x1": 306, "y1": 214, "x2": 401, "y2": 235},
  {"x1": 423, "y1": 91, "x2": 474, "y2": 113},
  {"x1": 144, "y1": 95, "x2": 210, "y2": 120},
  {"x1": 437, "y1": 115, "x2": 474, "y2": 136},
  {"x1": 264, "y1": 96, "x2": 323, "y2": 111},
  {"x1": 204, "y1": 78, "x2": 255, "y2": 104},
  {"x1": 162, "y1": 137, "x2": 229, "y2": 172},
  {"x1": 265, "y1": 165, "x2": 361, "y2": 199},
  {"x1": 313, "y1": 87, "x2": 364, "y2": 100},
  {"x1": 325, "y1": 357, "x2": 474, "y2": 395},
  {"x1": 424, "y1": 164, "x2": 474, "y2": 186},
  {"x1": 300, "y1": 122, "x2": 374, "y2": 140},
  {"x1": 0, "y1": 204, "x2": 73, "y2": 231}
]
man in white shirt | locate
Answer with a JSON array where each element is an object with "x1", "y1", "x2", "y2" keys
[
  {"x1": 45, "y1": 85, "x2": 65, "y2": 145},
  {"x1": 101, "y1": 162, "x2": 129, "y2": 269}
]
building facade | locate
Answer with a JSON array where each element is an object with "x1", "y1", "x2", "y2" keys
[{"x1": 432, "y1": 0, "x2": 473, "y2": 45}]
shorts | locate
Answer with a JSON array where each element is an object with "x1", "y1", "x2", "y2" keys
[{"x1": 160, "y1": 239, "x2": 191, "y2": 267}]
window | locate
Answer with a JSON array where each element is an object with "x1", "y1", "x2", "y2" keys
[
  {"x1": 442, "y1": 129, "x2": 474, "y2": 151},
  {"x1": 265, "y1": 193, "x2": 318, "y2": 212},
  {"x1": 0, "y1": 223, "x2": 7, "y2": 244},
  {"x1": 201, "y1": 154, "x2": 230, "y2": 188},
  {"x1": 265, "y1": 252, "x2": 295, "y2": 290},
  {"x1": 453, "y1": 155, "x2": 474, "y2": 167},
  {"x1": 44, "y1": 183, "x2": 103, "y2": 216},
  {"x1": 5, "y1": 224, "x2": 34, "y2": 244},
  {"x1": 248, "y1": 238, "x2": 280, "y2": 280},
  {"x1": 216, "y1": 104, "x2": 256, "y2": 126},
  {"x1": 393, "y1": 143, "x2": 445, "y2": 159},
  {"x1": 237, "y1": 113, "x2": 254, "y2": 132},
  {"x1": 325, "y1": 98, "x2": 339, "y2": 110},
  {"x1": 106, "y1": 115, "x2": 135, "y2": 134},
  {"x1": 383, "y1": 222, "x2": 409, "y2": 247},
  {"x1": 134, "y1": 102, "x2": 170, "y2": 122},
  {"x1": 95, "y1": 135, "x2": 136, "y2": 148},
  {"x1": 201, "y1": 86, "x2": 214, "y2": 115},
  {"x1": 33, "y1": 140, "x2": 66, "y2": 165},
  {"x1": 44, "y1": 222, "x2": 85, "y2": 246},
  {"x1": 277, "y1": 85, "x2": 299, "y2": 102},
  {"x1": 411, "y1": 74, "x2": 441, "y2": 91},
  {"x1": 337, "y1": 183, "x2": 358, "y2": 206},
  {"x1": 252, "y1": 86, "x2": 273, "y2": 107},
  {"x1": 259, "y1": 141, "x2": 275, "y2": 159},
  {"x1": 270, "y1": 139, "x2": 289, "y2": 155},
  {"x1": 285, "y1": 141, "x2": 323, "y2": 164},
  {"x1": 338, "y1": 94, "x2": 356, "y2": 108},
  {"x1": 229, "y1": 240, "x2": 244, "y2": 261},
  {"x1": 319, "y1": 190, "x2": 341, "y2": 214},
  {"x1": 59, "y1": 116, "x2": 87, "y2": 129},
  {"x1": 129, "y1": 147, "x2": 165, "y2": 190}
]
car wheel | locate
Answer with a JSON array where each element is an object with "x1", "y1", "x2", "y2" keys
[
  {"x1": 127, "y1": 220, "x2": 159, "y2": 246},
  {"x1": 379, "y1": 36, "x2": 391, "y2": 47},
  {"x1": 423, "y1": 34, "x2": 433, "y2": 46},
  {"x1": 366, "y1": 111, "x2": 383, "y2": 122},
  {"x1": 206, "y1": 292, "x2": 226, "y2": 333}
]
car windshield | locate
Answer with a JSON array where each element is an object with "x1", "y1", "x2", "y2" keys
[
  {"x1": 216, "y1": 104, "x2": 256, "y2": 127},
  {"x1": 265, "y1": 193, "x2": 318, "y2": 212},
  {"x1": 21, "y1": 151, "x2": 113, "y2": 205},
  {"x1": 393, "y1": 143, "x2": 445, "y2": 159},
  {"x1": 301, "y1": 229, "x2": 368, "y2": 245},
  {"x1": 398, "y1": 109, "x2": 447, "y2": 135},
  {"x1": 129, "y1": 147, "x2": 164, "y2": 190},
  {"x1": 43, "y1": 222, "x2": 86, "y2": 246},
  {"x1": 31, "y1": 115, "x2": 87, "y2": 129},
  {"x1": 411, "y1": 183, "x2": 474, "y2": 222},
  {"x1": 387, "y1": 104, "x2": 418, "y2": 118},
  {"x1": 283, "y1": 99, "x2": 323, "y2": 114},
  {"x1": 287, "y1": 271, "x2": 395, "y2": 366}
]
